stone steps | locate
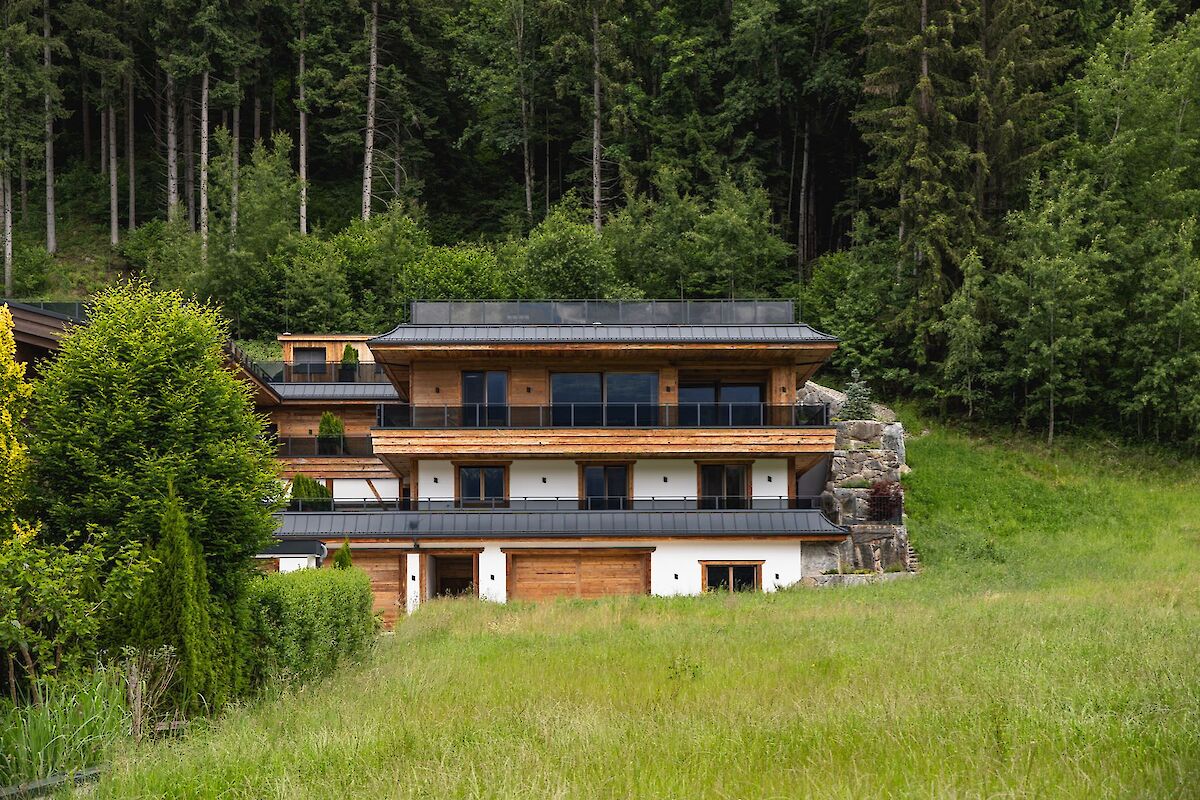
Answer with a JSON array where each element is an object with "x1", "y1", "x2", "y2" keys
[{"x1": 905, "y1": 542, "x2": 921, "y2": 572}]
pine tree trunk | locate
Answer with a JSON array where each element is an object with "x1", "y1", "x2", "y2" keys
[
  {"x1": 166, "y1": 73, "x2": 179, "y2": 221},
  {"x1": 3, "y1": 165, "x2": 12, "y2": 295},
  {"x1": 253, "y1": 92, "x2": 261, "y2": 143},
  {"x1": 591, "y1": 3, "x2": 602, "y2": 233},
  {"x1": 361, "y1": 0, "x2": 379, "y2": 219},
  {"x1": 515, "y1": 4, "x2": 532, "y2": 221},
  {"x1": 43, "y1": 0, "x2": 56, "y2": 253},
  {"x1": 231, "y1": 71, "x2": 241, "y2": 246},
  {"x1": 298, "y1": 0, "x2": 308, "y2": 235},
  {"x1": 199, "y1": 70, "x2": 209, "y2": 259},
  {"x1": 19, "y1": 156, "x2": 28, "y2": 227},
  {"x1": 185, "y1": 87, "x2": 195, "y2": 231},
  {"x1": 81, "y1": 75, "x2": 91, "y2": 165},
  {"x1": 108, "y1": 105, "x2": 119, "y2": 245},
  {"x1": 100, "y1": 104, "x2": 108, "y2": 177},
  {"x1": 393, "y1": 119, "x2": 402, "y2": 199},
  {"x1": 797, "y1": 115, "x2": 810, "y2": 280},
  {"x1": 544, "y1": 114, "x2": 550, "y2": 214},
  {"x1": 127, "y1": 74, "x2": 136, "y2": 230}
]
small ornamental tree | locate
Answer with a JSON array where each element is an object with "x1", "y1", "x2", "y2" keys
[
  {"x1": 132, "y1": 485, "x2": 216, "y2": 712},
  {"x1": 332, "y1": 539, "x2": 353, "y2": 569},
  {"x1": 840, "y1": 369, "x2": 875, "y2": 420},
  {"x1": 317, "y1": 411, "x2": 345, "y2": 455},
  {"x1": 0, "y1": 306, "x2": 32, "y2": 528},
  {"x1": 289, "y1": 474, "x2": 332, "y2": 511},
  {"x1": 28, "y1": 284, "x2": 283, "y2": 699},
  {"x1": 340, "y1": 344, "x2": 359, "y2": 365}
]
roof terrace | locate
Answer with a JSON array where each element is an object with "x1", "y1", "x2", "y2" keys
[{"x1": 408, "y1": 299, "x2": 798, "y2": 326}]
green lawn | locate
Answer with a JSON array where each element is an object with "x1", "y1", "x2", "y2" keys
[{"x1": 80, "y1": 423, "x2": 1200, "y2": 799}]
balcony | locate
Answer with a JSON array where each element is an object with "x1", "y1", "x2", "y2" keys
[
  {"x1": 276, "y1": 435, "x2": 374, "y2": 458},
  {"x1": 255, "y1": 362, "x2": 391, "y2": 384},
  {"x1": 286, "y1": 495, "x2": 828, "y2": 512},
  {"x1": 376, "y1": 402, "x2": 830, "y2": 429}
]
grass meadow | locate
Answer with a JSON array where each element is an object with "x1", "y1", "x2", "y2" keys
[{"x1": 76, "y1": 423, "x2": 1200, "y2": 798}]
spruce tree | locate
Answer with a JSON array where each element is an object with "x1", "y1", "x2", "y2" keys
[
  {"x1": 935, "y1": 250, "x2": 992, "y2": 417},
  {"x1": 840, "y1": 369, "x2": 874, "y2": 420},
  {"x1": 132, "y1": 483, "x2": 217, "y2": 713},
  {"x1": 332, "y1": 539, "x2": 353, "y2": 569}
]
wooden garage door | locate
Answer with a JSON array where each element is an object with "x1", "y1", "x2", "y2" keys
[
  {"x1": 354, "y1": 553, "x2": 406, "y2": 627},
  {"x1": 508, "y1": 551, "x2": 650, "y2": 601}
]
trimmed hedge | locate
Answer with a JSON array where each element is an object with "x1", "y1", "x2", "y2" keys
[{"x1": 245, "y1": 567, "x2": 378, "y2": 687}]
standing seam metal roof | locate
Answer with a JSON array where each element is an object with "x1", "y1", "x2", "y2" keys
[
  {"x1": 274, "y1": 509, "x2": 847, "y2": 538},
  {"x1": 368, "y1": 324, "x2": 838, "y2": 345},
  {"x1": 272, "y1": 383, "x2": 399, "y2": 400}
]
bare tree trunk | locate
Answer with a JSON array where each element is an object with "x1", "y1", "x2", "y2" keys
[
  {"x1": 166, "y1": 73, "x2": 179, "y2": 221},
  {"x1": 81, "y1": 74, "x2": 91, "y2": 165},
  {"x1": 298, "y1": 0, "x2": 308, "y2": 234},
  {"x1": 43, "y1": 0, "x2": 56, "y2": 253},
  {"x1": 361, "y1": 0, "x2": 379, "y2": 219},
  {"x1": 108, "y1": 105, "x2": 119, "y2": 245},
  {"x1": 544, "y1": 114, "x2": 550, "y2": 214},
  {"x1": 19, "y1": 157, "x2": 28, "y2": 227},
  {"x1": 199, "y1": 70, "x2": 209, "y2": 259},
  {"x1": 797, "y1": 115, "x2": 810, "y2": 280},
  {"x1": 3, "y1": 163, "x2": 12, "y2": 295},
  {"x1": 231, "y1": 70, "x2": 241, "y2": 246},
  {"x1": 100, "y1": 104, "x2": 108, "y2": 177},
  {"x1": 393, "y1": 118, "x2": 402, "y2": 199},
  {"x1": 253, "y1": 92, "x2": 261, "y2": 143},
  {"x1": 185, "y1": 87, "x2": 195, "y2": 231},
  {"x1": 127, "y1": 73, "x2": 136, "y2": 230},
  {"x1": 590, "y1": 3, "x2": 602, "y2": 233},
  {"x1": 514, "y1": 1, "x2": 532, "y2": 221}
]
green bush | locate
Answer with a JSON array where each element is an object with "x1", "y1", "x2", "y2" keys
[
  {"x1": 317, "y1": 411, "x2": 344, "y2": 439},
  {"x1": 245, "y1": 567, "x2": 377, "y2": 687},
  {"x1": 289, "y1": 474, "x2": 331, "y2": 500},
  {"x1": 332, "y1": 540, "x2": 353, "y2": 569}
]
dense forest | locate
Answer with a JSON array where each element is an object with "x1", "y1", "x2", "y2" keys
[{"x1": 0, "y1": 0, "x2": 1197, "y2": 445}]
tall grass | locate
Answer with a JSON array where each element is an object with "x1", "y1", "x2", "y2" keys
[
  {"x1": 82, "y1": 425, "x2": 1200, "y2": 798},
  {"x1": 0, "y1": 669, "x2": 127, "y2": 785}
]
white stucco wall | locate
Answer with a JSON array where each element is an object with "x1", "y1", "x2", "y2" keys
[
  {"x1": 277, "y1": 556, "x2": 316, "y2": 573},
  {"x1": 510, "y1": 460, "x2": 577, "y2": 500},
  {"x1": 332, "y1": 478, "x2": 400, "y2": 501},
  {"x1": 631, "y1": 459, "x2": 698, "y2": 500},
  {"x1": 405, "y1": 553, "x2": 421, "y2": 610},
  {"x1": 417, "y1": 460, "x2": 455, "y2": 501},
  {"x1": 479, "y1": 546, "x2": 507, "y2": 602},
  {"x1": 649, "y1": 540, "x2": 805, "y2": 595},
  {"x1": 751, "y1": 459, "x2": 789, "y2": 501}
]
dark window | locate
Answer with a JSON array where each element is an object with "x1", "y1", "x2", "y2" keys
[
  {"x1": 292, "y1": 346, "x2": 327, "y2": 377},
  {"x1": 551, "y1": 373, "x2": 603, "y2": 426},
  {"x1": 699, "y1": 464, "x2": 748, "y2": 509},
  {"x1": 605, "y1": 373, "x2": 658, "y2": 426},
  {"x1": 582, "y1": 465, "x2": 628, "y2": 510},
  {"x1": 678, "y1": 381, "x2": 764, "y2": 426},
  {"x1": 552, "y1": 372, "x2": 657, "y2": 426},
  {"x1": 705, "y1": 563, "x2": 759, "y2": 592},
  {"x1": 462, "y1": 371, "x2": 508, "y2": 426},
  {"x1": 459, "y1": 466, "x2": 506, "y2": 508}
]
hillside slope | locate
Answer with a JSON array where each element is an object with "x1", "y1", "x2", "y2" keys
[{"x1": 83, "y1": 422, "x2": 1200, "y2": 799}]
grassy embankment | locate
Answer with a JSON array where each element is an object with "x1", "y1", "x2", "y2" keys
[{"x1": 79, "y1": 421, "x2": 1200, "y2": 798}]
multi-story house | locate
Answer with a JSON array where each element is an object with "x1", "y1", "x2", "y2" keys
[
  {"x1": 8, "y1": 298, "x2": 865, "y2": 627},
  {"x1": 271, "y1": 300, "x2": 849, "y2": 624}
]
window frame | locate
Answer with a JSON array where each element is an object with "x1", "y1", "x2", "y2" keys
[
  {"x1": 699, "y1": 561, "x2": 764, "y2": 593},
  {"x1": 453, "y1": 461, "x2": 511, "y2": 509},
  {"x1": 576, "y1": 461, "x2": 635, "y2": 510},
  {"x1": 695, "y1": 461, "x2": 753, "y2": 509}
]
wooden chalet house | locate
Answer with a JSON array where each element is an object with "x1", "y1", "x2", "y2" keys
[{"x1": 7, "y1": 299, "x2": 849, "y2": 627}]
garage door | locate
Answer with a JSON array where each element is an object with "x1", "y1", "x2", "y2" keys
[
  {"x1": 353, "y1": 553, "x2": 406, "y2": 627},
  {"x1": 508, "y1": 551, "x2": 650, "y2": 601}
]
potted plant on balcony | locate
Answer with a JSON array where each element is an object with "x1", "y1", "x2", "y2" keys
[
  {"x1": 290, "y1": 474, "x2": 333, "y2": 511},
  {"x1": 317, "y1": 411, "x2": 345, "y2": 456},
  {"x1": 339, "y1": 344, "x2": 359, "y2": 382}
]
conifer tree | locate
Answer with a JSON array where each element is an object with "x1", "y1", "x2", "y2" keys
[
  {"x1": 332, "y1": 539, "x2": 353, "y2": 569},
  {"x1": 840, "y1": 369, "x2": 874, "y2": 420},
  {"x1": 132, "y1": 483, "x2": 217, "y2": 712},
  {"x1": 935, "y1": 249, "x2": 992, "y2": 417}
]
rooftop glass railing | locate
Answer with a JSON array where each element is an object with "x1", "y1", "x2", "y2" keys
[
  {"x1": 409, "y1": 300, "x2": 796, "y2": 325},
  {"x1": 375, "y1": 402, "x2": 830, "y2": 428},
  {"x1": 252, "y1": 361, "x2": 391, "y2": 384}
]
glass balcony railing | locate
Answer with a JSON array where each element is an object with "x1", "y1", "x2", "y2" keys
[
  {"x1": 409, "y1": 299, "x2": 796, "y2": 325},
  {"x1": 375, "y1": 402, "x2": 830, "y2": 429},
  {"x1": 284, "y1": 495, "x2": 827, "y2": 512},
  {"x1": 276, "y1": 436, "x2": 374, "y2": 458}
]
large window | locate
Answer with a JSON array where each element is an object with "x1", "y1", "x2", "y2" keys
[
  {"x1": 678, "y1": 381, "x2": 764, "y2": 426},
  {"x1": 458, "y1": 465, "x2": 507, "y2": 508},
  {"x1": 581, "y1": 464, "x2": 629, "y2": 510},
  {"x1": 462, "y1": 371, "x2": 508, "y2": 426},
  {"x1": 699, "y1": 463, "x2": 749, "y2": 509},
  {"x1": 551, "y1": 372, "x2": 658, "y2": 426},
  {"x1": 292, "y1": 346, "x2": 327, "y2": 377},
  {"x1": 703, "y1": 563, "x2": 761, "y2": 592}
]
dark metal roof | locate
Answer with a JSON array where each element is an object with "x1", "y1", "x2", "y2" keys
[
  {"x1": 258, "y1": 538, "x2": 327, "y2": 558},
  {"x1": 273, "y1": 383, "x2": 399, "y2": 401},
  {"x1": 274, "y1": 509, "x2": 847, "y2": 539},
  {"x1": 369, "y1": 324, "x2": 837, "y2": 346}
]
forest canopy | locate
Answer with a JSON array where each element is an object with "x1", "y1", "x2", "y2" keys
[{"x1": 0, "y1": 0, "x2": 1198, "y2": 446}]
